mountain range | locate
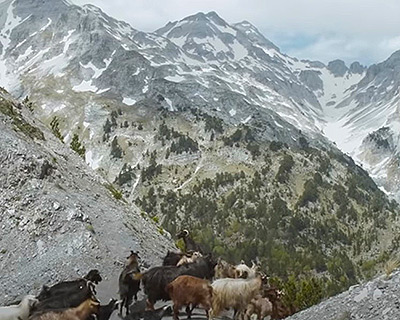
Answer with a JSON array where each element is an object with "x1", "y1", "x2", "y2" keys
[
  {"x1": 1, "y1": 0, "x2": 399, "y2": 200},
  {"x1": 1, "y1": 0, "x2": 400, "y2": 313}
]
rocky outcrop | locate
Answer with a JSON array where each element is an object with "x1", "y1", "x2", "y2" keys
[
  {"x1": 327, "y1": 59, "x2": 348, "y2": 77},
  {"x1": 288, "y1": 270, "x2": 400, "y2": 320}
]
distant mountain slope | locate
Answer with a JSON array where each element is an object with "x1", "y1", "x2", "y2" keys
[
  {"x1": 0, "y1": 88, "x2": 174, "y2": 303},
  {"x1": 326, "y1": 51, "x2": 400, "y2": 198},
  {"x1": 122, "y1": 104, "x2": 400, "y2": 311}
]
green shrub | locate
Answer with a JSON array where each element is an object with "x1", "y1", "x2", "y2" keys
[
  {"x1": 115, "y1": 163, "x2": 136, "y2": 186},
  {"x1": 297, "y1": 179, "x2": 318, "y2": 207},
  {"x1": 142, "y1": 151, "x2": 162, "y2": 182},
  {"x1": 105, "y1": 183, "x2": 123, "y2": 200},
  {"x1": 50, "y1": 116, "x2": 64, "y2": 143},
  {"x1": 269, "y1": 140, "x2": 283, "y2": 151},
  {"x1": 158, "y1": 226, "x2": 165, "y2": 235},
  {"x1": 0, "y1": 98, "x2": 44, "y2": 140},
  {"x1": 205, "y1": 115, "x2": 224, "y2": 133},
  {"x1": 111, "y1": 136, "x2": 123, "y2": 158},
  {"x1": 223, "y1": 129, "x2": 242, "y2": 146},
  {"x1": 70, "y1": 133, "x2": 86, "y2": 158},
  {"x1": 86, "y1": 224, "x2": 95, "y2": 234},
  {"x1": 170, "y1": 135, "x2": 199, "y2": 154},
  {"x1": 276, "y1": 154, "x2": 294, "y2": 183}
]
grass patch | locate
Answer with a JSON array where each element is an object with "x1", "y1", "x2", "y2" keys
[
  {"x1": 384, "y1": 258, "x2": 399, "y2": 279},
  {"x1": 86, "y1": 224, "x2": 95, "y2": 234},
  {"x1": 158, "y1": 226, "x2": 165, "y2": 235},
  {"x1": 104, "y1": 183, "x2": 124, "y2": 200},
  {"x1": 0, "y1": 98, "x2": 44, "y2": 140}
]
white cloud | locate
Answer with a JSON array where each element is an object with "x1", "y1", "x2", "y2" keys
[
  {"x1": 288, "y1": 36, "x2": 400, "y2": 66},
  {"x1": 72, "y1": 0, "x2": 400, "y2": 65}
]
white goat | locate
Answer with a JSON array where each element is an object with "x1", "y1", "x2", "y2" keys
[
  {"x1": 176, "y1": 251, "x2": 202, "y2": 266},
  {"x1": 234, "y1": 261, "x2": 259, "y2": 279},
  {"x1": 0, "y1": 295, "x2": 38, "y2": 320},
  {"x1": 211, "y1": 275, "x2": 262, "y2": 319}
]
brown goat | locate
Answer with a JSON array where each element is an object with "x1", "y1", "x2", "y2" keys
[
  {"x1": 263, "y1": 287, "x2": 292, "y2": 319},
  {"x1": 166, "y1": 275, "x2": 213, "y2": 320},
  {"x1": 30, "y1": 298, "x2": 99, "y2": 320}
]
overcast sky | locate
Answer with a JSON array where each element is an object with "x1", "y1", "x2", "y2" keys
[{"x1": 73, "y1": 0, "x2": 400, "y2": 66}]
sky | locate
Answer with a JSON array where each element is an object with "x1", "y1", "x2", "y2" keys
[{"x1": 73, "y1": 0, "x2": 400, "y2": 66}]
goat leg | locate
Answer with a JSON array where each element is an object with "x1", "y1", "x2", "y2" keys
[
  {"x1": 185, "y1": 305, "x2": 192, "y2": 318},
  {"x1": 119, "y1": 298, "x2": 125, "y2": 316},
  {"x1": 185, "y1": 304, "x2": 197, "y2": 318},
  {"x1": 173, "y1": 304, "x2": 180, "y2": 320},
  {"x1": 146, "y1": 299, "x2": 155, "y2": 311},
  {"x1": 125, "y1": 299, "x2": 130, "y2": 316}
]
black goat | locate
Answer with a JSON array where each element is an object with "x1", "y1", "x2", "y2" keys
[
  {"x1": 119, "y1": 251, "x2": 141, "y2": 316},
  {"x1": 84, "y1": 269, "x2": 102, "y2": 284},
  {"x1": 176, "y1": 230, "x2": 203, "y2": 253},
  {"x1": 141, "y1": 255, "x2": 216, "y2": 310},
  {"x1": 125, "y1": 305, "x2": 172, "y2": 320},
  {"x1": 32, "y1": 282, "x2": 94, "y2": 313},
  {"x1": 162, "y1": 251, "x2": 184, "y2": 266},
  {"x1": 129, "y1": 298, "x2": 147, "y2": 315},
  {"x1": 88, "y1": 298, "x2": 119, "y2": 320},
  {"x1": 36, "y1": 269, "x2": 101, "y2": 301},
  {"x1": 36, "y1": 279, "x2": 88, "y2": 301}
]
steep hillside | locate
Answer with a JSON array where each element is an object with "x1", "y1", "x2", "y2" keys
[
  {"x1": 0, "y1": 88, "x2": 174, "y2": 303},
  {"x1": 287, "y1": 268, "x2": 400, "y2": 320}
]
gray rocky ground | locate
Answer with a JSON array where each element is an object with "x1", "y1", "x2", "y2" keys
[
  {"x1": 0, "y1": 90, "x2": 175, "y2": 304},
  {"x1": 287, "y1": 270, "x2": 400, "y2": 320}
]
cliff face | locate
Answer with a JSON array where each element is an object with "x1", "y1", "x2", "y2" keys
[{"x1": 0, "y1": 89, "x2": 174, "y2": 303}]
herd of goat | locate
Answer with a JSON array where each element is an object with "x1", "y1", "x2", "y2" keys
[{"x1": 0, "y1": 230, "x2": 292, "y2": 320}]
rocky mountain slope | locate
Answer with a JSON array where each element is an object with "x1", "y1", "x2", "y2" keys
[
  {"x1": 0, "y1": 88, "x2": 174, "y2": 303},
  {"x1": 287, "y1": 268, "x2": 400, "y2": 320}
]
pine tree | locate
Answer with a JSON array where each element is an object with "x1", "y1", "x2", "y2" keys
[
  {"x1": 70, "y1": 133, "x2": 86, "y2": 158},
  {"x1": 50, "y1": 116, "x2": 64, "y2": 143}
]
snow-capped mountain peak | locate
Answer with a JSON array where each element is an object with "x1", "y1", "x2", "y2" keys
[
  {"x1": 1, "y1": 1, "x2": 400, "y2": 200},
  {"x1": 233, "y1": 20, "x2": 279, "y2": 52},
  {"x1": 155, "y1": 11, "x2": 248, "y2": 62}
]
